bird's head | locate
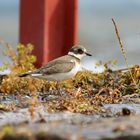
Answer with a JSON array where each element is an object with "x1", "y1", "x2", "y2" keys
[{"x1": 68, "y1": 45, "x2": 92, "y2": 59}]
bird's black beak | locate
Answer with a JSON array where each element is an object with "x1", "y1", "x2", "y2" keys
[{"x1": 85, "y1": 52, "x2": 92, "y2": 56}]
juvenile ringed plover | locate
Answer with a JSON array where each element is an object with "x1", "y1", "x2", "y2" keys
[{"x1": 20, "y1": 45, "x2": 92, "y2": 81}]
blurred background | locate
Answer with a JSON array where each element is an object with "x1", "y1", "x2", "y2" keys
[{"x1": 0, "y1": 0, "x2": 140, "y2": 72}]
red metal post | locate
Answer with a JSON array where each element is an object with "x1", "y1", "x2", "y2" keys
[{"x1": 20, "y1": 0, "x2": 78, "y2": 67}]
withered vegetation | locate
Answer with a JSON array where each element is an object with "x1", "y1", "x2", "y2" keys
[
  {"x1": 0, "y1": 19, "x2": 139, "y2": 115},
  {"x1": 0, "y1": 42, "x2": 139, "y2": 115}
]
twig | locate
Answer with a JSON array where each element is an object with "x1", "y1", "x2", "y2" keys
[
  {"x1": 111, "y1": 18, "x2": 138, "y2": 88},
  {"x1": 113, "y1": 67, "x2": 132, "y2": 72}
]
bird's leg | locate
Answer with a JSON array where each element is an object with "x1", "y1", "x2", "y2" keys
[
  {"x1": 56, "y1": 81, "x2": 65, "y2": 96},
  {"x1": 56, "y1": 81, "x2": 61, "y2": 94},
  {"x1": 56, "y1": 81, "x2": 59, "y2": 90}
]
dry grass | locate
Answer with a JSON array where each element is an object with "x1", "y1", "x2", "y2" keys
[
  {"x1": 0, "y1": 28, "x2": 139, "y2": 114},
  {"x1": 112, "y1": 18, "x2": 138, "y2": 91}
]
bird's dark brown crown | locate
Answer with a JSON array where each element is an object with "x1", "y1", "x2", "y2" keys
[{"x1": 69, "y1": 45, "x2": 86, "y2": 55}]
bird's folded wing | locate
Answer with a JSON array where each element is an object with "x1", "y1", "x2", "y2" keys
[{"x1": 36, "y1": 60, "x2": 75, "y2": 75}]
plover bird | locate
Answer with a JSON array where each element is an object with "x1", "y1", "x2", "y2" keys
[{"x1": 20, "y1": 45, "x2": 92, "y2": 81}]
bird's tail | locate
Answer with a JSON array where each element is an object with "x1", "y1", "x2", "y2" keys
[
  {"x1": 18, "y1": 71, "x2": 34, "y2": 77},
  {"x1": 19, "y1": 70, "x2": 41, "y2": 77},
  {"x1": 19, "y1": 73, "x2": 30, "y2": 77}
]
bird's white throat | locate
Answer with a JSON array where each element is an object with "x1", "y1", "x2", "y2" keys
[{"x1": 68, "y1": 52, "x2": 85, "y2": 60}]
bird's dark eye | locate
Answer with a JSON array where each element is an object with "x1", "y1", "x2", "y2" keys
[{"x1": 77, "y1": 49, "x2": 83, "y2": 54}]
